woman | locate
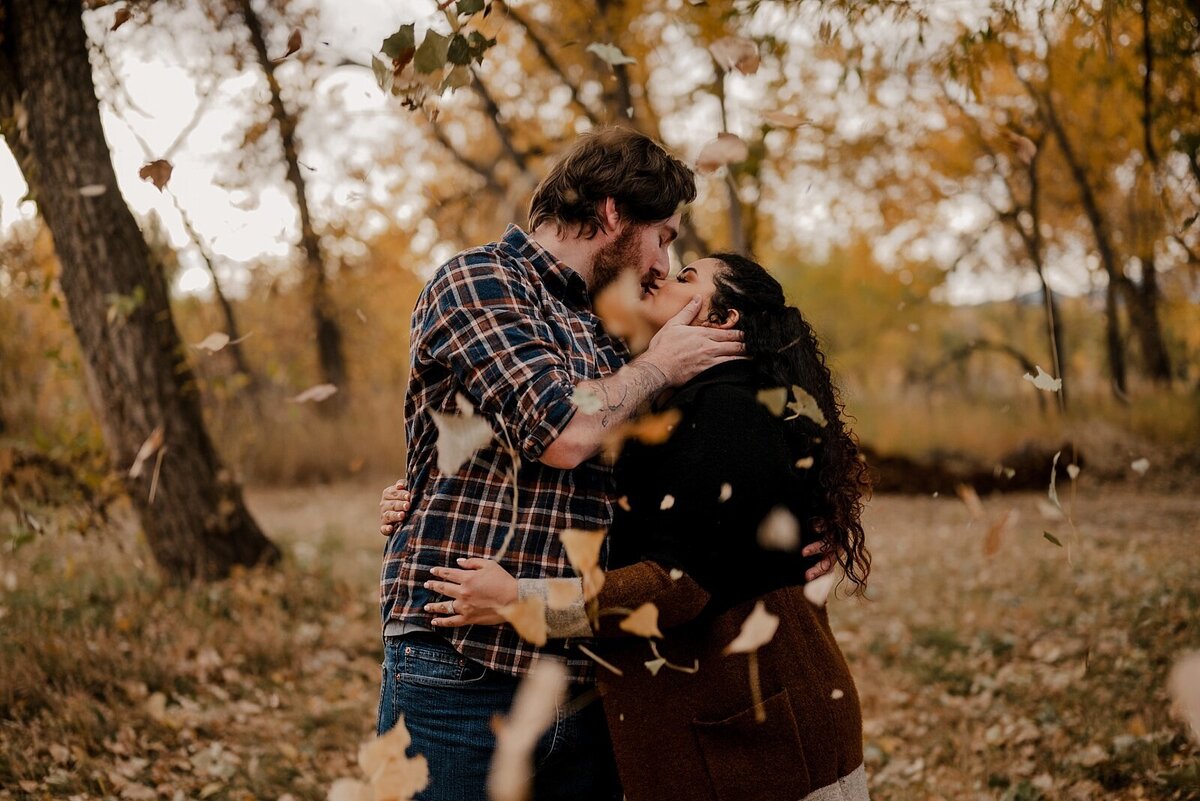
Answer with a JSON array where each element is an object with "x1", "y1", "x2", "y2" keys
[{"x1": 384, "y1": 254, "x2": 872, "y2": 801}]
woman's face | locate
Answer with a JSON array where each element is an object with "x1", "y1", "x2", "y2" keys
[{"x1": 638, "y1": 257, "x2": 728, "y2": 330}]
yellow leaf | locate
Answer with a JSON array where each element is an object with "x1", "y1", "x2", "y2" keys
[
  {"x1": 545, "y1": 578, "x2": 582, "y2": 611},
  {"x1": 498, "y1": 596, "x2": 548, "y2": 646},
  {"x1": 594, "y1": 270, "x2": 657, "y2": 355},
  {"x1": 757, "y1": 506, "x2": 800, "y2": 551},
  {"x1": 756, "y1": 386, "x2": 787, "y2": 416},
  {"x1": 803, "y1": 569, "x2": 838, "y2": 607},
  {"x1": 786, "y1": 385, "x2": 827, "y2": 427},
  {"x1": 724, "y1": 600, "x2": 780, "y2": 654},
  {"x1": 619, "y1": 603, "x2": 663, "y2": 638},
  {"x1": 430, "y1": 409, "x2": 494, "y2": 475},
  {"x1": 488, "y1": 660, "x2": 568, "y2": 801},
  {"x1": 358, "y1": 715, "x2": 429, "y2": 801},
  {"x1": 290, "y1": 383, "x2": 339, "y2": 404},
  {"x1": 559, "y1": 528, "x2": 607, "y2": 600}
]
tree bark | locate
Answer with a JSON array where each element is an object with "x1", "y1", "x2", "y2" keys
[
  {"x1": 238, "y1": 0, "x2": 347, "y2": 396},
  {"x1": 1, "y1": 0, "x2": 280, "y2": 581}
]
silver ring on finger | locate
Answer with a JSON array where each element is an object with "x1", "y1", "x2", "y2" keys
[{"x1": 448, "y1": 599, "x2": 456, "y2": 615}]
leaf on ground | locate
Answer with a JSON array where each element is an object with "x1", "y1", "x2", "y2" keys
[
  {"x1": 489, "y1": 660, "x2": 568, "y2": 801},
  {"x1": 497, "y1": 596, "x2": 547, "y2": 647},
  {"x1": 697, "y1": 133, "x2": 749, "y2": 174},
  {"x1": 138, "y1": 159, "x2": 173, "y2": 191},
  {"x1": 586, "y1": 42, "x2": 636, "y2": 67},
  {"x1": 756, "y1": 386, "x2": 787, "y2": 416},
  {"x1": 619, "y1": 603, "x2": 663, "y2": 638},
  {"x1": 290, "y1": 383, "x2": 339, "y2": 404},
  {"x1": 956, "y1": 483, "x2": 984, "y2": 520},
  {"x1": 559, "y1": 528, "x2": 606, "y2": 600},
  {"x1": 1168, "y1": 652, "x2": 1200, "y2": 744},
  {"x1": 545, "y1": 578, "x2": 582, "y2": 611},
  {"x1": 1022, "y1": 365, "x2": 1062, "y2": 392},
  {"x1": 724, "y1": 600, "x2": 780, "y2": 654},
  {"x1": 757, "y1": 506, "x2": 800, "y2": 551},
  {"x1": 128, "y1": 426, "x2": 164, "y2": 479},
  {"x1": 983, "y1": 509, "x2": 1015, "y2": 557},
  {"x1": 1043, "y1": 531, "x2": 1063, "y2": 547},
  {"x1": 803, "y1": 568, "x2": 837, "y2": 607},
  {"x1": 709, "y1": 36, "x2": 760, "y2": 74},
  {"x1": 786, "y1": 385, "x2": 827, "y2": 427},
  {"x1": 358, "y1": 715, "x2": 429, "y2": 801},
  {"x1": 430, "y1": 409, "x2": 494, "y2": 476}
]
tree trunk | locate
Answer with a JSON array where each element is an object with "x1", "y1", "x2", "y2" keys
[
  {"x1": 1, "y1": 0, "x2": 280, "y2": 581},
  {"x1": 238, "y1": 0, "x2": 347, "y2": 397},
  {"x1": 1104, "y1": 279, "x2": 1129, "y2": 398}
]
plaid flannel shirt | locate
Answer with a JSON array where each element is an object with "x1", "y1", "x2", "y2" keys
[{"x1": 380, "y1": 225, "x2": 628, "y2": 683}]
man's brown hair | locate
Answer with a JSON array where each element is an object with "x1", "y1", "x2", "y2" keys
[{"x1": 528, "y1": 127, "x2": 696, "y2": 239}]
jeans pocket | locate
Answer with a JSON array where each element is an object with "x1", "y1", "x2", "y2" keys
[
  {"x1": 398, "y1": 635, "x2": 490, "y2": 688},
  {"x1": 691, "y1": 687, "x2": 811, "y2": 801}
]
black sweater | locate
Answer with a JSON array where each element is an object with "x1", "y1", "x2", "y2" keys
[{"x1": 606, "y1": 360, "x2": 824, "y2": 613}]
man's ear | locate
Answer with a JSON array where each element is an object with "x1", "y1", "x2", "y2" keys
[
  {"x1": 599, "y1": 197, "x2": 621, "y2": 235},
  {"x1": 704, "y1": 308, "x2": 740, "y2": 329}
]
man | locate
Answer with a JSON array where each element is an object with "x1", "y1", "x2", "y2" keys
[{"x1": 377, "y1": 128, "x2": 744, "y2": 800}]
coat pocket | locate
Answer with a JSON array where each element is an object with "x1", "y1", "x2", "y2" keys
[{"x1": 692, "y1": 687, "x2": 810, "y2": 801}]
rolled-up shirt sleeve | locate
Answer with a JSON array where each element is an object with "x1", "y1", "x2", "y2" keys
[{"x1": 420, "y1": 255, "x2": 579, "y2": 461}]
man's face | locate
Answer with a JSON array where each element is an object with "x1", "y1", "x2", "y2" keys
[{"x1": 590, "y1": 212, "x2": 682, "y2": 295}]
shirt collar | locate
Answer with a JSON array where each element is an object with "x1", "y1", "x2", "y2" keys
[{"x1": 501, "y1": 224, "x2": 591, "y2": 308}]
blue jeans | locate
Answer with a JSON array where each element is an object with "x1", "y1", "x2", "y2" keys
[{"x1": 377, "y1": 632, "x2": 622, "y2": 801}]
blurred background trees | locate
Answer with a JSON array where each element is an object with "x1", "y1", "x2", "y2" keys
[{"x1": 1, "y1": 0, "x2": 1197, "y2": 576}]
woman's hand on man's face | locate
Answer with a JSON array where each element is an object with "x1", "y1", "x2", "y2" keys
[
  {"x1": 379, "y1": 478, "x2": 411, "y2": 536},
  {"x1": 423, "y1": 558, "x2": 518, "y2": 627}
]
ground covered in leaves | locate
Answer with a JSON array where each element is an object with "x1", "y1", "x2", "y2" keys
[{"x1": 1, "y1": 480, "x2": 1197, "y2": 800}]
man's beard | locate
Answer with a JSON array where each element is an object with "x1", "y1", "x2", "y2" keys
[{"x1": 590, "y1": 225, "x2": 644, "y2": 295}]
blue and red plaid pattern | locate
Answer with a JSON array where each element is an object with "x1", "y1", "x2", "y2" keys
[{"x1": 381, "y1": 225, "x2": 628, "y2": 682}]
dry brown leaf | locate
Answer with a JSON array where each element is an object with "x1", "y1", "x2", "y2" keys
[
  {"x1": 956, "y1": 483, "x2": 984, "y2": 520},
  {"x1": 559, "y1": 528, "x2": 607, "y2": 600},
  {"x1": 128, "y1": 426, "x2": 164, "y2": 479},
  {"x1": 111, "y1": 8, "x2": 132, "y2": 31},
  {"x1": 724, "y1": 600, "x2": 780, "y2": 654},
  {"x1": 488, "y1": 660, "x2": 568, "y2": 801},
  {"x1": 430, "y1": 409, "x2": 494, "y2": 476},
  {"x1": 762, "y1": 110, "x2": 810, "y2": 128},
  {"x1": 756, "y1": 386, "x2": 787, "y2": 416},
  {"x1": 498, "y1": 596, "x2": 547, "y2": 646},
  {"x1": 1002, "y1": 127, "x2": 1039, "y2": 165},
  {"x1": 984, "y1": 509, "x2": 1015, "y2": 557},
  {"x1": 757, "y1": 506, "x2": 800, "y2": 551},
  {"x1": 275, "y1": 28, "x2": 303, "y2": 62},
  {"x1": 602, "y1": 408, "x2": 681, "y2": 461},
  {"x1": 545, "y1": 578, "x2": 582, "y2": 611},
  {"x1": 619, "y1": 603, "x2": 663, "y2": 638},
  {"x1": 594, "y1": 270, "x2": 657, "y2": 355},
  {"x1": 709, "y1": 36, "x2": 760, "y2": 75},
  {"x1": 138, "y1": 159, "x2": 173, "y2": 191},
  {"x1": 290, "y1": 383, "x2": 339, "y2": 404},
  {"x1": 696, "y1": 132, "x2": 749, "y2": 175},
  {"x1": 358, "y1": 715, "x2": 429, "y2": 801}
]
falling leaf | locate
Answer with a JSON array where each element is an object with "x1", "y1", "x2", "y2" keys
[
  {"x1": 724, "y1": 600, "x2": 780, "y2": 654},
  {"x1": 545, "y1": 578, "x2": 582, "y2": 611},
  {"x1": 668, "y1": 568, "x2": 683, "y2": 580},
  {"x1": 488, "y1": 660, "x2": 568, "y2": 801},
  {"x1": 594, "y1": 270, "x2": 657, "y2": 355},
  {"x1": 193, "y1": 332, "x2": 230, "y2": 354},
  {"x1": 644, "y1": 657, "x2": 667, "y2": 677},
  {"x1": 111, "y1": 8, "x2": 132, "y2": 31},
  {"x1": 619, "y1": 603, "x2": 663, "y2": 638},
  {"x1": 795, "y1": 456, "x2": 815, "y2": 469},
  {"x1": 983, "y1": 509, "x2": 1015, "y2": 557},
  {"x1": 1002, "y1": 127, "x2": 1039, "y2": 165},
  {"x1": 762, "y1": 110, "x2": 809, "y2": 128},
  {"x1": 290, "y1": 383, "x2": 339, "y2": 404},
  {"x1": 696, "y1": 132, "x2": 749, "y2": 175},
  {"x1": 137, "y1": 159, "x2": 173, "y2": 191},
  {"x1": 327, "y1": 778, "x2": 372, "y2": 801},
  {"x1": 804, "y1": 568, "x2": 837, "y2": 607},
  {"x1": 617, "y1": 496, "x2": 631, "y2": 512},
  {"x1": 756, "y1": 387, "x2": 788, "y2": 416},
  {"x1": 757, "y1": 506, "x2": 800, "y2": 551},
  {"x1": 78, "y1": 184, "x2": 107, "y2": 197},
  {"x1": 1043, "y1": 531, "x2": 1063, "y2": 547},
  {"x1": 786, "y1": 385, "x2": 827, "y2": 427},
  {"x1": 586, "y1": 42, "x2": 637, "y2": 67},
  {"x1": 830, "y1": 688, "x2": 845, "y2": 700},
  {"x1": 709, "y1": 36, "x2": 760, "y2": 75},
  {"x1": 1131, "y1": 458, "x2": 1150, "y2": 476},
  {"x1": 956, "y1": 484, "x2": 984, "y2": 520},
  {"x1": 571, "y1": 387, "x2": 604, "y2": 414},
  {"x1": 129, "y1": 426, "x2": 164, "y2": 479},
  {"x1": 1067, "y1": 464, "x2": 1081, "y2": 480},
  {"x1": 659, "y1": 494, "x2": 675, "y2": 510},
  {"x1": 559, "y1": 528, "x2": 606, "y2": 600},
  {"x1": 601, "y1": 408, "x2": 681, "y2": 461},
  {"x1": 1048, "y1": 450, "x2": 1063, "y2": 509},
  {"x1": 497, "y1": 596, "x2": 547, "y2": 646},
  {"x1": 358, "y1": 716, "x2": 430, "y2": 801},
  {"x1": 718, "y1": 482, "x2": 732, "y2": 502},
  {"x1": 275, "y1": 29, "x2": 302, "y2": 62},
  {"x1": 1022, "y1": 365, "x2": 1062, "y2": 392},
  {"x1": 1003, "y1": 466, "x2": 1016, "y2": 479},
  {"x1": 430, "y1": 409, "x2": 494, "y2": 475},
  {"x1": 1168, "y1": 652, "x2": 1200, "y2": 744}
]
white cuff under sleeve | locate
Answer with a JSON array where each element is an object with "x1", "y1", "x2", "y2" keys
[{"x1": 517, "y1": 577, "x2": 592, "y2": 639}]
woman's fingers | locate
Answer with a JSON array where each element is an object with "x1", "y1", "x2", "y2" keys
[
  {"x1": 423, "y1": 579, "x2": 463, "y2": 598},
  {"x1": 430, "y1": 614, "x2": 468, "y2": 628},
  {"x1": 380, "y1": 523, "x2": 394, "y2": 536},
  {"x1": 429, "y1": 566, "x2": 475, "y2": 583},
  {"x1": 801, "y1": 540, "x2": 829, "y2": 558},
  {"x1": 805, "y1": 555, "x2": 835, "y2": 582}
]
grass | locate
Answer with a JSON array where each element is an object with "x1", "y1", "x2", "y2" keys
[{"x1": 2, "y1": 481, "x2": 1198, "y2": 800}]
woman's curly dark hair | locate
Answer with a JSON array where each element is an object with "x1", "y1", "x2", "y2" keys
[{"x1": 706, "y1": 253, "x2": 872, "y2": 593}]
